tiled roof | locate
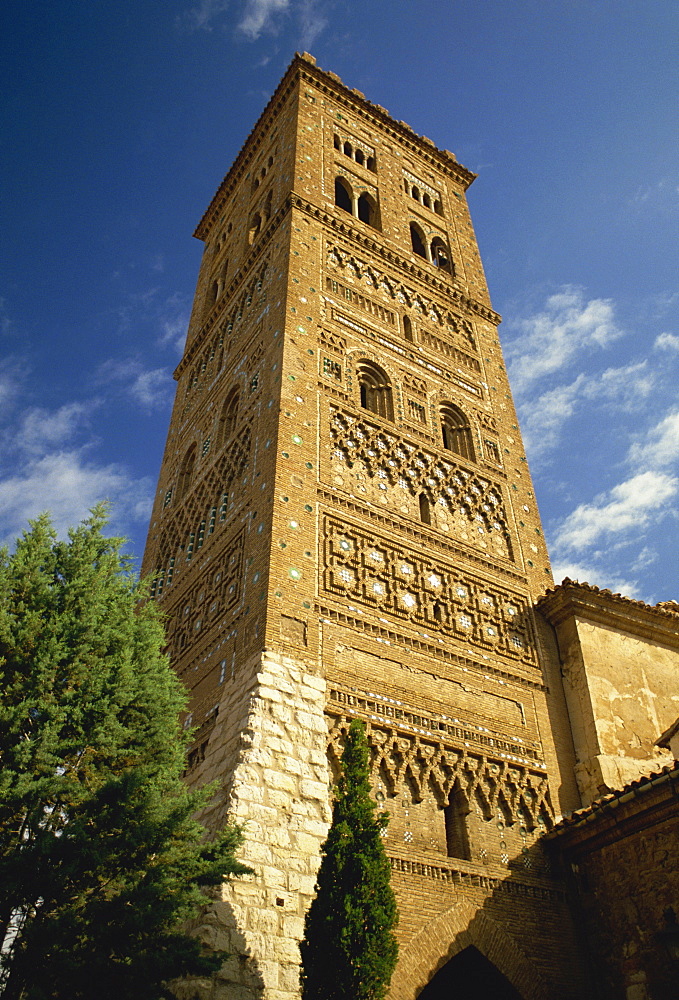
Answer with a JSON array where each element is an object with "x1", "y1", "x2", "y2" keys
[
  {"x1": 545, "y1": 761, "x2": 679, "y2": 837},
  {"x1": 538, "y1": 578, "x2": 679, "y2": 620}
]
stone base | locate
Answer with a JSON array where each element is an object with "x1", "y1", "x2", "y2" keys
[{"x1": 184, "y1": 650, "x2": 331, "y2": 1000}]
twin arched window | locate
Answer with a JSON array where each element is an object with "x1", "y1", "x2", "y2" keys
[
  {"x1": 410, "y1": 223, "x2": 454, "y2": 275},
  {"x1": 358, "y1": 361, "x2": 393, "y2": 420},
  {"x1": 334, "y1": 178, "x2": 381, "y2": 231}
]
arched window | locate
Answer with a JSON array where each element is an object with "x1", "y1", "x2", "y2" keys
[
  {"x1": 411, "y1": 186, "x2": 420, "y2": 202},
  {"x1": 333, "y1": 134, "x2": 341, "y2": 150},
  {"x1": 366, "y1": 156, "x2": 376, "y2": 172},
  {"x1": 176, "y1": 444, "x2": 197, "y2": 501},
  {"x1": 422, "y1": 193, "x2": 431, "y2": 209},
  {"x1": 430, "y1": 237, "x2": 453, "y2": 274},
  {"x1": 403, "y1": 315, "x2": 413, "y2": 342},
  {"x1": 440, "y1": 403, "x2": 475, "y2": 461},
  {"x1": 334, "y1": 177, "x2": 352, "y2": 214},
  {"x1": 410, "y1": 222, "x2": 427, "y2": 260},
  {"x1": 434, "y1": 199, "x2": 443, "y2": 216},
  {"x1": 355, "y1": 148, "x2": 365, "y2": 166},
  {"x1": 343, "y1": 141, "x2": 352, "y2": 157},
  {"x1": 218, "y1": 388, "x2": 239, "y2": 447},
  {"x1": 264, "y1": 189, "x2": 273, "y2": 221},
  {"x1": 357, "y1": 361, "x2": 393, "y2": 420},
  {"x1": 357, "y1": 192, "x2": 379, "y2": 229},
  {"x1": 419, "y1": 493, "x2": 432, "y2": 525}
]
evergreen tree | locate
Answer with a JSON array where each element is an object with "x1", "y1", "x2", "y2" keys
[
  {"x1": 300, "y1": 719, "x2": 398, "y2": 1000},
  {"x1": 0, "y1": 507, "x2": 250, "y2": 1000}
]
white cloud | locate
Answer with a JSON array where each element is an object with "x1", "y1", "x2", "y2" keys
[
  {"x1": 14, "y1": 402, "x2": 96, "y2": 456},
  {"x1": 504, "y1": 285, "x2": 622, "y2": 396},
  {"x1": 550, "y1": 559, "x2": 641, "y2": 599},
  {"x1": 180, "y1": 0, "x2": 231, "y2": 31},
  {"x1": 518, "y1": 376, "x2": 585, "y2": 457},
  {"x1": 238, "y1": 0, "x2": 290, "y2": 38},
  {"x1": 582, "y1": 361, "x2": 655, "y2": 407},
  {"x1": 627, "y1": 410, "x2": 679, "y2": 471},
  {"x1": 519, "y1": 362, "x2": 655, "y2": 460},
  {"x1": 654, "y1": 332, "x2": 679, "y2": 351},
  {"x1": 0, "y1": 361, "x2": 22, "y2": 411},
  {"x1": 0, "y1": 451, "x2": 152, "y2": 549},
  {"x1": 97, "y1": 359, "x2": 172, "y2": 411},
  {"x1": 157, "y1": 296, "x2": 190, "y2": 353},
  {"x1": 0, "y1": 369, "x2": 154, "y2": 548},
  {"x1": 178, "y1": 0, "x2": 327, "y2": 45},
  {"x1": 298, "y1": 0, "x2": 327, "y2": 46},
  {"x1": 553, "y1": 471, "x2": 678, "y2": 553}
]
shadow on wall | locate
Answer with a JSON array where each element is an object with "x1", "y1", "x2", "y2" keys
[
  {"x1": 418, "y1": 944, "x2": 523, "y2": 1000},
  {"x1": 173, "y1": 885, "x2": 267, "y2": 1000},
  {"x1": 392, "y1": 837, "x2": 589, "y2": 1000}
]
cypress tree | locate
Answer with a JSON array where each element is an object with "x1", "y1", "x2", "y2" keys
[
  {"x1": 0, "y1": 507, "x2": 250, "y2": 1000},
  {"x1": 300, "y1": 719, "x2": 398, "y2": 1000}
]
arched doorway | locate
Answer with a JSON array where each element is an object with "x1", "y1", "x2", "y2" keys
[{"x1": 417, "y1": 946, "x2": 524, "y2": 1000}]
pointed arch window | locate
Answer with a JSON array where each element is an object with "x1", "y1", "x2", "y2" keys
[
  {"x1": 176, "y1": 444, "x2": 197, "y2": 501},
  {"x1": 440, "y1": 403, "x2": 475, "y2": 461},
  {"x1": 357, "y1": 361, "x2": 393, "y2": 421}
]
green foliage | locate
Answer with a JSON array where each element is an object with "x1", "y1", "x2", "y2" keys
[
  {"x1": 300, "y1": 720, "x2": 398, "y2": 1000},
  {"x1": 0, "y1": 507, "x2": 250, "y2": 1000}
]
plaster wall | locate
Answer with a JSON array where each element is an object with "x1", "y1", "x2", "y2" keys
[{"x1": 556, "y1": 616, "x2": 677, "y2": 803}]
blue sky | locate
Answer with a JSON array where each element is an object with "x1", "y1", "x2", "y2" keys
[{"x1": 1, "y1": 0, "x2": 677, "y2": 603}]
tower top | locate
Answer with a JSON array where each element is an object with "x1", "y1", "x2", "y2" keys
[{"x1": 194, "y1": 51, "x2": 477, "y2": 241}]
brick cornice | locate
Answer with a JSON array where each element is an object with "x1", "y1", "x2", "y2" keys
[
  {"x1": 538, "y1": 579, "x2": 679, "y2": 649},
  {"x1": 291, "y1": 195, "x2": 502, "y2": 325}
]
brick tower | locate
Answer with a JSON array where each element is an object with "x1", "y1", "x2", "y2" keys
[{"x1": 143, "y1": 53, "x2": 588, "y2": 1000}]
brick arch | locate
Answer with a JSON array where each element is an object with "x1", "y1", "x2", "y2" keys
[{"x1": 389, "y1": 899, "x2": 550, "y2": 1000}]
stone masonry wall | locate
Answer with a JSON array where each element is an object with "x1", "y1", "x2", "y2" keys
[{"x1": 179, "y1": 650, "x2": 330, "y2": 1000}]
